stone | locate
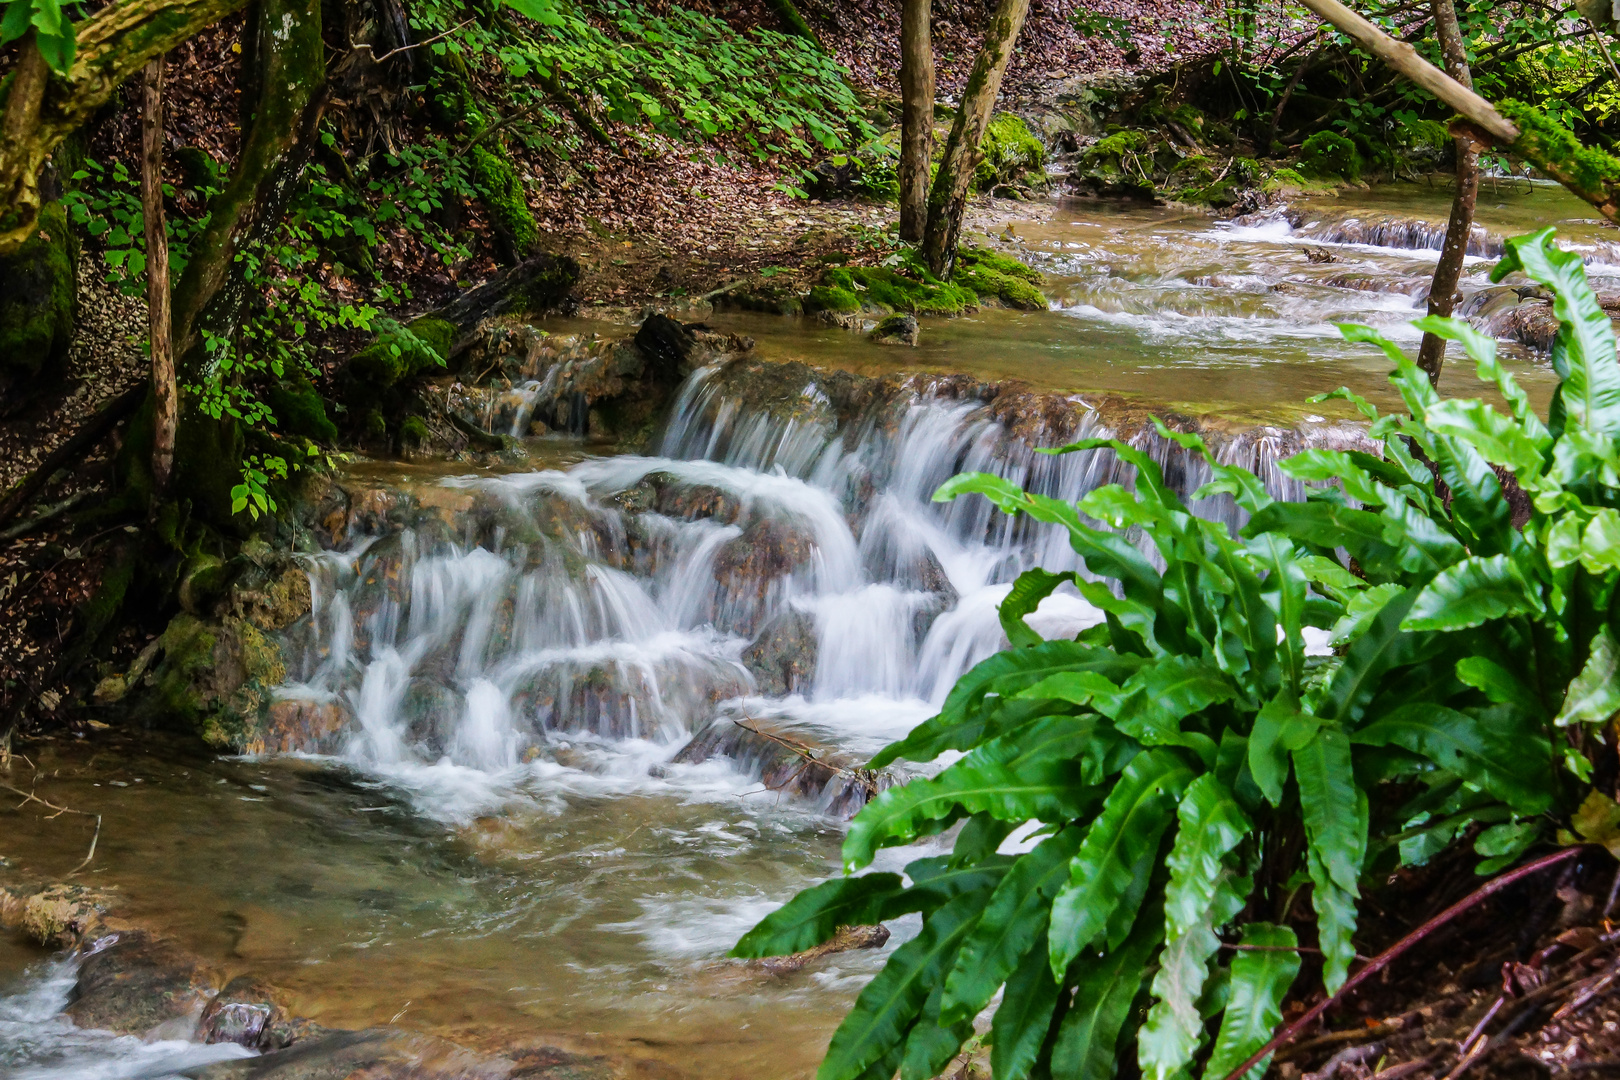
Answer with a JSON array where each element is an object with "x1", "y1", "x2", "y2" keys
[
  {"x1": 868, "y1": 313, "x2": 919, "y2": 347},
  {"x1": 260, "y1": 697, "x2": 352, "y2": 754},
  {"x1": 68, "y1": 931, "x2": 218, "y2": 1035},
  {"x1": 673, "y1": 717, "x2": 878, "y2": 818},
  {"x1": 0, "y1": 200, "x2": 76, "y2": 399},
  {"x1": 197, "y1": 975, "x2": 289, "y2": 1049},
  {"x1": 0, "y1": 883, "x2": 110, "y2": 947},
  {"x1": 742, "y1": 608, "x2": 819, "y2": 697},
  {"x1": 188, "y1": 1027, "x2": 518, "y2": 1079}
]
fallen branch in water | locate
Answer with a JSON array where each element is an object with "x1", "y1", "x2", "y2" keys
[
  {"x1": 1, "y1": 780, "x2": 103, "y2": 875},
  {"x1": 734, "y1": 718, "x2": 879, "y2": 798}
]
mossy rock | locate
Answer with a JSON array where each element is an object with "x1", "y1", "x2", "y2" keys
[
  {"x1": 406, "y1": 317, "x2": 457, "y2": 362},
  {"x1": 0, "y1": 200, "x2": 76, "y2": 391},
  {"x1": 470, "y1": 145, "x2": 540, "y2": 263},
  {"x1": 401, "y1": 415, "x2": 430, "y2": 446},
  {"x1": 266, "y1": 379, "x2": 338, "y2": 444},
  {"x1": 348, "y1": 318, "x2": 449, "y2": 387},
  {"x1": 722, "y1": 281, "x2": 806, "y2": 316},
  {"x1": 975, "y1": 113, "x2": 1047, "y2": 193},
  {"x1": 1299, "y1": 131, "x2": 1362, "y2": 181},
  {"x1": 144, "y1": 613, "x2": 289, "y2": 748},
  {"x1": 818, "y1": 265, "x2": 977, "y2": 316},
  {"x1": 805, "y1": 285, "x2": 861, "y2": 314},
  {"x1": 952, "y1": 247, "x2": 1048, "y2": 310},
  {"x1": 171, "y1": 146, "x2": 223, "y2": 192}
]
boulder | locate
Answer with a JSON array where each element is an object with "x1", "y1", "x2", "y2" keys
[
  {"x1": 868, "y1": 313, "x2": 919, "y2": 347},
  {"x1": 68, "y1": 931, "x2": 218, "y2": 1036},
  {"x1": 742, "y1": 607, "x2": 819, "y2": 697},
  {"x1": 0, "y1": 200, "x2": 76, "y2": 400}
]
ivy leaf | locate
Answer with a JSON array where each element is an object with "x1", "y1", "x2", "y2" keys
[{"x1": 1200, "y1": 923, "x2": 1301, "y2": 1080}]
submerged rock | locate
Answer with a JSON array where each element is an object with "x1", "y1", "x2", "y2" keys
[
  {"x1": 68, "y1": 931, "x2": 219, "y2": 1036},
  {"x1": 869, "y1": 313, "x2": 920, "y2": 346}
]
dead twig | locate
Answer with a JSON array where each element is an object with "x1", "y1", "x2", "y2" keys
[
  {"x1": 349, "y1": 19, "x2": 473, "y2": 64},
  {"x1": 734, "y1": 718, "x2": 879, "y2": 798},
  {"x1": 1218, "y1": 847, "x2": 1590, "y2": 1080},
  {"x1": 1, "y1": 780, "x2": 103, "y2": 875}
]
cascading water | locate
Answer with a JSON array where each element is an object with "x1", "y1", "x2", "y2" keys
[{"x1": 274, "y1": 360, "x2": 1352, "y2": 819}]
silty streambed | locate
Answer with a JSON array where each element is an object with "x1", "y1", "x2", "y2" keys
[{"x1": 0, "y1": 183, "x2": 1596, "y2": 1078}]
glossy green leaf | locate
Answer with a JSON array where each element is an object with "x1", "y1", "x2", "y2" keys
[
  {"x1": 818, "y1": 890, "x2": 988, "y2": 1080},
  {"x1": 1401, "y1": 554, "x2": 1542, "y2": 632},
  {"x1": 1140, "y1": 776, "x2": 1252, "y2": 1080},
  {"x1": 1354, "y1": 703, "x2": 1555, "y2": 813},
  {"x1": 732, "y1": 873, "x2": 903, "y2": 957},
  {"x1": 1200, "y1": 923, "x2": 1301, "y2": 1080},
  {"x1": 1422, "y1": 398, "x2": 1546, "y2": 481},
  {"x1": 1455, "y1": 657, "x2": 1543, "y2": 716},
  {"x1": 1557, "y1": 626, "x2": 1620, "y2": 727},
  {"x1": 1494, "y1": 228, "x2": 1620, "y2": 437},
  {"x1": 1049, "y1": 900, "x2": 1163, "y2": 1080},
  {"x1": 941, "y1": 828, "x2": 1085, "y2": 1025},
  {"x1": 1000, "y1": 568, "x2": 1079, "y2": 647},
  {"x1": 1049, "y1": 750, "x2": 1193, "y2": 978},
  {"x1": 990, "y1": 931, "x2": 1062, "y2": 1080}
]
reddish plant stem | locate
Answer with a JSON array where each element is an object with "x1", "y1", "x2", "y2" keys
[{"x1": 1217, "y1": 846, "x2": 1588, "y2": 1080}]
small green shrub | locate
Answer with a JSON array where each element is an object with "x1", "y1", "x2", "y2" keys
[
  {"x1": 736, "y1": 228, "x2": 1620, "y2": 1080},
  {"x1": 265, "y1": 379, "x2": 339, "y2": 444},
  {"x1": 1299, "y1": 131, "x2": 1363, "y2": 180}
]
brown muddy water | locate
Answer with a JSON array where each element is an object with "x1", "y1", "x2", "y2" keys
[{"x1": 0, "y1": 181, "x2": 1598, "y2": 1080}]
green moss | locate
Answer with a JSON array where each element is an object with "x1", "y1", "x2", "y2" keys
[
  {"x1": 1299, "y1": 131, "x2": 1362, "y2": 180},
  {"x1": 1168, "y1": 103, "x2": 1205, "y2": 133},
  {"x1": 974, "y1": 113, "x2": 1047, "y2": 192},
  {"x1": 1499, "y1": 99, "x2": 1620, "y2": 199},
  {"x1": 0, "y1": 200, "x2": 76, "y2": 383},
  {"x1": 515, "y1": 254, "x2": 581, "y2": 312},
  {"x1": 1087, "y1": 129, "x2": 1150, "y2": 162},
  {"x1": 824, "y1": 265, "x2": 978, "y2": 315},
  {"x1": 1267, "y1": 167, "x2": 1311, "y2": 189},
  {"x1": 348, "y1": 318, "x2": 448, "y2": 386},
  {"x1": 266, "y1": 379, "x2": 338, "y2": 443},
  {"x1": 401, "y1": 415, "x2": 430, "y2": 446},
  {"x1": 470, "y1": 145, "x2": 540, "y2": 262},
  {"x1": 952, "y1": 248, "x2": 1047, "y2": 310},
  {"x1": 805, "y1": 285, "x2": 860, "y2": 313},
  {"x1": 406, "y1": 317, "x2": 457, "y2": 363},
  {"x1": 364, "y1": 408, "x2": 388, "y2": 440}
]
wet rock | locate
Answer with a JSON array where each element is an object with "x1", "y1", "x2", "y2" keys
[
  {"x1": 674, "y1": 717, "x2": 879, "y2": 818},
  {"x1": 189, "y1": 1027, "x2": 517, "y2": 1079},
  {"x1": 68, "y1": 931, "x2": 218, "y2": 1036},
  {"x1": 143, "y1": 613, "x2": 290, "y2": 750},
  {"x1": 869, "y1": 314, "x2": 920, "y2": 347},
  {"x1": 751, "y1": 924, "x2": 891, "y2": 974},
  {"x1": 1278, "y1": 207, "x2": 1502, "y2": 257},
  {"x1": 0, "y1": 883, "x2": 110, "y2": 947},
  {"x1": 508, "y1": 1045, "x2": 619, "y2": 1080},
  {"x1": 742, "y1": 608, "x2": 819, "y2": 697},
  {"x1": 198, "y1": 975, "x2": 290, "y2": 1049},
  {"x1": 260, "y1": 697, "x2": 352, "y2": 754},
  {"x1": 401, "y1": 679, "x2": 462, "y2": 757},
  {"x1": 712, "y1": 517, "x2": 817, "y2": 636}
]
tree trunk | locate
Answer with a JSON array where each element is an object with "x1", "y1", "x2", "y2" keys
[
  {"x1": 141, "y1": 57, "x2": 176, "y2": 494},
  {"x1": 171, "y1": 0, "x2": 326, "y2": 377},
  {"x1": 0, "y1": 0, "x2": 253, "y2": 257},
  {"x1": 1415, "y1": 0, "x2": 1478, "y2": 388},
  {"x1": 898, "y1": 0, "x2": 934, "y2": 243},
  {"x1": 920, "y1": 0, "x2": 1031, "y2": 277}
]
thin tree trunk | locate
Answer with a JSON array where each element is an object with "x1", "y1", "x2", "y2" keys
[
  {"x1": 141, "y1": 57, "x2": 176, "y2": 493},
  {"x1": 920, "y1": 0, "x2": 1031, "y2": 277},
  {"x1": 0, "y1": 0, "x2": 254, "y2": 257},
  {"x1": 898, "y1": 0, "x2": 934, "y2": 243},
  {"x1": 1415, "y1": 0, "x2": 1477, "y2": 388}
]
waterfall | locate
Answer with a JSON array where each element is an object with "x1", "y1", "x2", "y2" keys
[{"x1": 274, "y1": 361, "x2": 1368, "y2": 816}]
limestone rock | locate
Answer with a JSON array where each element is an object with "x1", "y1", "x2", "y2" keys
[{"x1": 742, "y1": 608, "x2": 819, "y2": 697}]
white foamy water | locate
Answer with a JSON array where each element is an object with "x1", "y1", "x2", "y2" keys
[
  {"x1": 273, "y1": 364, "x2": 1333, "y2": 827},
  {"x1": 0, "y1": 960, "x2": 253, "y2": 1080}
]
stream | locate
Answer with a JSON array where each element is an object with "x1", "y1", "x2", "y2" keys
[{"x1": 0, "y1": 180, "x2": 1609, "y2": 1080}]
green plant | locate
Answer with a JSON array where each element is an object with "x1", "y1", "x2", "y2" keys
[
  {"x1": 1, "y1": 0, "x2": 80, "y2": 71},
  {"x1": 734, "y1": 227, "x2": 1619, "y2": 1080},
  {"x1": 1299, "y1": 131, "x2": 1363, "y2": 180}
]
